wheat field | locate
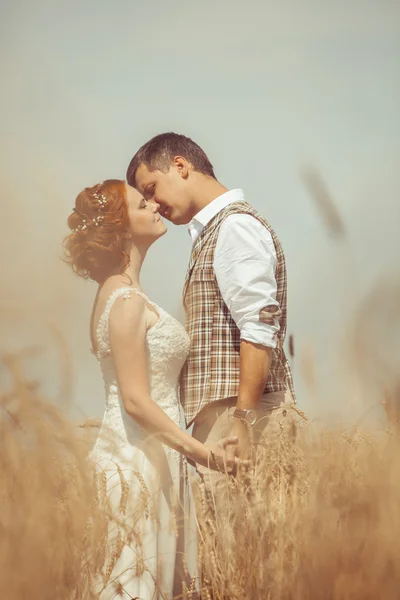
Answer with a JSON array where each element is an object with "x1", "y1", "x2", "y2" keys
[{"x1": 1, "y1": 344, "x2": 400, "y2": 600}]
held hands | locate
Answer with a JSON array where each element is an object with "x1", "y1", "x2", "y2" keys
[
  {"x1": 225, "y1": 418, "x2": 251, "y2": 465},
  {"x1": 206, "y1": 434, "x2": 250, "y2": 475}
]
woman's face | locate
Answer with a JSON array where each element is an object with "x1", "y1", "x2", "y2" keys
[{"x1": 125, "y1": 183, "x2": 167, "y2": 245}]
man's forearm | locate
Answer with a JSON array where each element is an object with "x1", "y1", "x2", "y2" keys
[{"x1": 236, "y1": 340, "x2": 272, "y2": 410}]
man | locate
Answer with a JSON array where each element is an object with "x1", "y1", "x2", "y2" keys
[{"x1": 127, "y1": 132, "x2": 295, "y2": 492}]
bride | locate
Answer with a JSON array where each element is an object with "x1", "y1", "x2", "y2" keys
[{"x1": 64, "y1": 179, "x2": 242, "y2": 599}]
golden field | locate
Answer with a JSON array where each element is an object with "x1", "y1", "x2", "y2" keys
[{"x1": 1, "y1": 345, "x2": 400, "y2": 599}]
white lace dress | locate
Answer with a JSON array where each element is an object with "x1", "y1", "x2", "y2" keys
[{"x1": 90, "y1": 287, "x2": 199, "y2": 599}]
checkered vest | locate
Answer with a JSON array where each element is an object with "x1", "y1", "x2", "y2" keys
[{"x1": 180, "y1": 201, "x2": 295, "y2": 426}]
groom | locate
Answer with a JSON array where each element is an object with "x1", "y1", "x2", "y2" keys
[{"x1": 127, "y1": 133, "x2": 295, "y2": 489}]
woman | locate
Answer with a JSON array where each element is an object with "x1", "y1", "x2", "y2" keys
[{"x1": 64, "y1": 179, "x2": 242, "y2": 599}]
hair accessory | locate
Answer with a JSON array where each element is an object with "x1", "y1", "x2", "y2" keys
[
  {"x1": 92, "y1": 215, "x2": 104, "y2": 226},
  {"x1": 71, "y1": 185, "x2": 107, "y2": 234},
  {"x1": 72, "y1": 219, "x2": 88, "y2": 234},
  {"x1": 93, "y1": 190, "x2": 107, "y2": 209},
  {"x1": 71, "y1": 214, "x2": 105, "y2": 234}
]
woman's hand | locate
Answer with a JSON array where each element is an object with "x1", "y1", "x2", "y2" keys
[{"x1": 206, "y1": 436, "x2": 250, "y2": 474}]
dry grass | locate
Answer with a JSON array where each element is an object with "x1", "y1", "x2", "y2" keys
[
  {"x1": 196, "y1": 410, "x2": 400, "y2": 600},
  {"x1": 0, "y1": 350, "x2": 157, "y2": 600},
  {"x1": 0, "y1": 351, "x2": 110, "y2": 599},
  {"x1": 2, "y1": 347, "x2": 400, "y2": 599}
]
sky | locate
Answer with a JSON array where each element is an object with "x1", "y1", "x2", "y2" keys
[{"x1": 0, "y1": 0, "x2": 399, "y2": 424}]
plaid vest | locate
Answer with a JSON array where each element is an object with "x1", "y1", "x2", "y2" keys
[{"x1": 180, "y1": 201, "x2": 295, "y2": 426}]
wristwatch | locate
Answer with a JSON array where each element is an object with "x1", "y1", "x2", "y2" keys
[{"x1": 233, "y1": 408, "x2": 257, "y2": 426}]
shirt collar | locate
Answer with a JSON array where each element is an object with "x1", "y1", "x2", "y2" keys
[{"x1": 188, "y1": 189, "x2": 245, "y2": 242}]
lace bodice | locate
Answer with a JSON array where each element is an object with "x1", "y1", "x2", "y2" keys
[{"x1": 93, "y1": 287, "x2": 190, "y2": 458}]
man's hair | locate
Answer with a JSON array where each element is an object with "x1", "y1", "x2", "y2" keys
[{"x1": 126, "y1": 132, "x2": 216, "y2": 187}]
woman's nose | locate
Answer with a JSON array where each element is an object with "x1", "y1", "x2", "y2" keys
[{"x1": 151, "y1": 200, "x2": 160, "y2": 212}]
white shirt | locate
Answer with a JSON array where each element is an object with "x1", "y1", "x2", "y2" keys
[{"x1": 188, "y1": 189, "x2": 280, "y2": 349}]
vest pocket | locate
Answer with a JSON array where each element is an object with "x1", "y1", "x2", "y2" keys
[{"x1": 185, "y1": 268, "x2": 217, "y2": 308}]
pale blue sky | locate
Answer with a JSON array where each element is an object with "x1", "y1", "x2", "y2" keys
[{"x1": 1, "y1": 0, "x2": 399, "y2": 423}]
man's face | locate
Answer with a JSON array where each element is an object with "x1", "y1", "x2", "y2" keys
[{"x1": 134, "y1": 163, "x2": 193, "y2": 225}]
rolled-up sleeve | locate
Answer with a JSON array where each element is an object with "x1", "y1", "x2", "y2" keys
[{"x1": 213, "y1": 214, "x2": 280, "y2": 348}]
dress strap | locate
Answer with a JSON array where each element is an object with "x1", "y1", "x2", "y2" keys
[
  {"x1": 129, "y1": 287, "x2": 154, "y2": 305},
  {"x1": 95, "y1": 287, "x2": 157, "y2": 358},
  {"x1": 95, "y1": 288, "x2": 133, "y2": 357}
]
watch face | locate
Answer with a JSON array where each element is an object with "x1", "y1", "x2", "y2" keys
[{"x1": 245, "y1": 409, "x2": 257, "y2": 426}]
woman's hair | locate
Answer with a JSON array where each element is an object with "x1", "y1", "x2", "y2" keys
[{"x1": 64, "y1": 179, "x2": 130, "y2": 284}]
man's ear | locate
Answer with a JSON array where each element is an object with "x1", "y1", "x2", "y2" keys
[{"x1": 173, "y1": 156, "x2": 190, "y2": 179}]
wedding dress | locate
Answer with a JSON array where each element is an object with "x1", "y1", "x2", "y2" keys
[{"x1": 90, "y1": 287, "x2": 198, "y2": 599}]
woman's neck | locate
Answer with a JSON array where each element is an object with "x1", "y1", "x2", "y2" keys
[{"x1": 121, "y1": 243, "x2": 148, "y2": 288}]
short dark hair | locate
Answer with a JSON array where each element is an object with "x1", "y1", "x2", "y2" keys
[{"x1": 126, "y1": 132, "x2": 216, "y2": 187}]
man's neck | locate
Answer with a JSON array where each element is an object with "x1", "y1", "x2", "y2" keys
[{"x1": 191, "y1": 178, "x2": 228, "y2": 219}]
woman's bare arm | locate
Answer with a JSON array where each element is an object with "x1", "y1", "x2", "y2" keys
[{"x1": 109, "y1": 293, "x2": 238, "y2": 471}]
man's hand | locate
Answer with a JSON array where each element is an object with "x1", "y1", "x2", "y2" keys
[
  {"x1": 226, "y1": 417, "x2": 251, "y2": 462},
  {"x1": 206, "y1": 435, "x2": 251, "y2": 474}
]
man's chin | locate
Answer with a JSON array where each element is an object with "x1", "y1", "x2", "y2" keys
[{"x1": 170, "y1": 213, "x2": 191, "y2": 226}]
